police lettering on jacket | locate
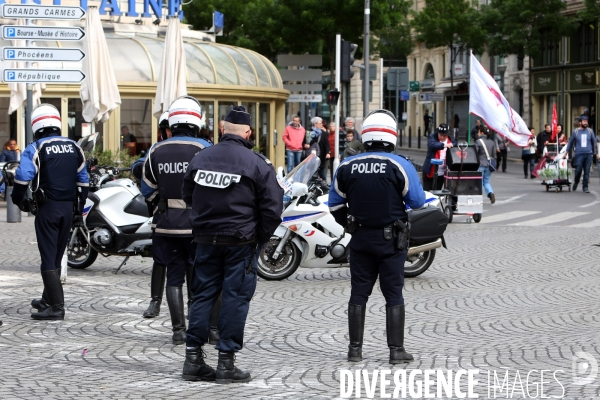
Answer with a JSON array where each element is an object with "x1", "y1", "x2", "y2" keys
[
  {"x1": 350, "y1": 162, "x2": 386, "y2": 174},
  {"x1": 141, "y1": 136, "x2": 211, "y2": 236},
  {"x1": 194, "y1": 170, "x2": 241, "y2": 188},
  {"x1": 45, "y1": 143, "x2": 74, "y2": 154}
]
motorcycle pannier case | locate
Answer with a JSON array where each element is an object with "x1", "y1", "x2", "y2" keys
[
  {"x1": 446, "y1": 145, "x2": 480, "y2": 171},
  {"x1": 407, "y1": 207, "x2": 448, "y2": 245}
]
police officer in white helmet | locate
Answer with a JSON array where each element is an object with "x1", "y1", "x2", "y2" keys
[
  {"x1": 328, "y1": 110, "x2": 425, "y2": 364},
  {"x1": 141, "y1": 96, "x2": 220, "y2": 346},
  {"x1": 12, "y1": 104, "x2": 89, "y2": 320}
]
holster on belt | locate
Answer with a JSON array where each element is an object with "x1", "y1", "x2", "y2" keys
[
  {"x1": 346, "y1": 214, "x2": 358, "y2": 234},
  {"x1": 393, "y1": 220, "x2": 411, "y2": 251},
  {"x1": 157, "y1": 198, "x2": 167, "y2": 214}
]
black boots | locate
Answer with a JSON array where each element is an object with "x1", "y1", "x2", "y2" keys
[
  {"x1": 182, "y1": 347, "x2": 216, "y2": 381},
  {"x1": 347, "y1": 303, "x2": 366, "y2": 362},
  {"x1": 166, "y1": 286, "x2": 186, "y2": 345},
  {"x1": 215, "y1": 352, "x2": 251, "y2": 384},
  {"x1": 209, "y1": 293, "x2": 222, "y2": 345},
  {"x1": 386, "y1": 304, "x2": 413, "y2": 364},
  {"x1": 31, "y1": 269, "x2": 61, "y2": 311},
  {"x1": 31, "y1": 270, "x2": 65, "y2": 321},
  {"x1": 143, "y1": 263, "x2": 166, "y2": 318}
]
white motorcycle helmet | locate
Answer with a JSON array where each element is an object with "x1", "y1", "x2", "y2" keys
[
  {"x1": 168, "y1": 96, "x2": 203, "y2": 136},
  {"x1": 32, "y1": 103, "x2": 61, "y2": 138},
  {"x1": 158, "y1": 111, "x2": 170, "y2": 140},
  {"x1": 361, "y1": 109, "x2": 398, "y2": 151}
]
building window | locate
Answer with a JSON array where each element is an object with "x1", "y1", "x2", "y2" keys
[
  {"x1": 66, "y1": 98, "x2": 102, "y2": 148},
  {"x1": 577, "y1": 23, "x2": 598, "y2": 63},
  {"x1": 120, "y1": 99, "x2": 151, "y2": 156},
  {"x1": 517, "y1": 55, "x2": 524, "y2": 71},
  {"x1": 258, "y1": 103, "x2": 270, "y2": 155},
  {"x1": 540, "y1": 29, "x2": 559, "y2": 66}
]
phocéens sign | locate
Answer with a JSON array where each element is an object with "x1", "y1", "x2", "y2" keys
[{"x1": 0, "y1": 0, "x2": 182, "y2": 20}]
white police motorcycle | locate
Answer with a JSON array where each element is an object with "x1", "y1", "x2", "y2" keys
[
  {"x1": 67, "y1": 135, "x2": 153, "y2": 272},
  {"x1": 257, "y1": 154, "x2": 448, "y2": 280}
]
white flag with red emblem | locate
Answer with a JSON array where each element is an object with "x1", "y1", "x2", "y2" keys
[{"x1": 469, "y1": 53, "x2": 530, "y2": 147}]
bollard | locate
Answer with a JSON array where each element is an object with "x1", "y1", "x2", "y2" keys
[
  {"x1": 418, "y1": 127, "x2": 421, "y2": 149},
  {"x1": 6, "y1": 186, "x2": 21, "y2": 223},
  {"x1": 408, "y1": 126, "x2": 412, "y2": 148}
]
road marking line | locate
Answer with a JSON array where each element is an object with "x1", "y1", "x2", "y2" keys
[
  {"x1": 579, "y1": 190, "x2": 600, "y2": 208},
  {"x1": 492, "y1": 194, "x2": 528, "y2": 206},
  {"x1": 511, "y1": 211, "x2": 589, "y2": 226},
  {"x1": 568, "y1": 218, "x2": 600, "y2": 228},
  {"x1": 481, "y1": 211, "x2": 540, "y2": 224}
]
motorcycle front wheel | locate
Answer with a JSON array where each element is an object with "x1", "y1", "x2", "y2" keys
[
  {"x1": 67, "y1": 227, "x2": 98, "y2": 269},
  {"x1": 404, "y1": 249, "x2": 436, "y2": 278},
  {"x1": 257, "y1": 237, "x2": 301, "y2": 280}
]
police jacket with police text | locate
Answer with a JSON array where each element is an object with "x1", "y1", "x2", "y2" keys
[
  {"x1": 141, "y1": 135, "x2": 211, "y2": 236},
  {"x1": 182, "y1": 134, "x2": 283, "y2": 243},
  {"x1": 328, "y1": 150, "x2": 425, "y2": 227},
  {"x1": 12, "y1": 134, "x2": 89, "y2": 207}
]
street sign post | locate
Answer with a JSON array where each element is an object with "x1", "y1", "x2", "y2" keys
[
  {"x1": 2, "y1": 47, "x2": 85, "y2": 62},
  {"x1": 0, "y1": 4, "x2": 85, "y2": 20},
  {"x1": 286, "y1": 94, "x2": 322, "y2": 103},
  {"x1": 1, "y1": 26, "x2": 85, "y2": 41},
  {"x1": 3, "y1": 69, "x2": 85, "y2": 83}
]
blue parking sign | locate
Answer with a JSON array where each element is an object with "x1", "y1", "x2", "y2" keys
[
  {"x1": 7, "y1": 50, "x2": 15, "y2": 59},
  {"x1": 6, "y1": 71, "x2": 15, "y2": 81},
  {"x1": 6, "y1": 28, "x2": 16, "y2": 38}
]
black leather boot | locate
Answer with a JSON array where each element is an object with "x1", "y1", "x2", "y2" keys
[
  {"x1": 215, "y1": 352, "x2": 251, "y2": 384},
  {"x1": 386, "y1": 304, "x2": 414, "y2": 364},
  {"x1": 166, "y1": 286, "x2": 186, "y2": 345},
  {"x1": 31, "y1": 270, "x2": 65, "y2": 321},
  {"x1": 185, "y1": 264, "x2": 194, "y2": 320},
  {"x1": 143, "y1": 263, "x2": 166, "y2": 318},
  {"x1": 347, "y1": 303, "x2": 365, "y2": 362},
  {"x1": 182, "y1": 346, "x2": 216, "y2": 381},
  {"x1": 31, "y1": 269, "x2": 60, "y2": 311},
  {"x1": 209, "y1": 293, "x2": 222, "y2": 345}
]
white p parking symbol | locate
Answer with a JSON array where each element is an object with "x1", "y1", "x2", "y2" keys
[
  {"x1": 6, "y1": 28, "x2": 16, "y2": 38},
  {"x1": 7, "y1": 50, "x2": 15, "y2": 59},
  {"x1": 6, "y1": 71, "x2": 15, "y2": 81}
]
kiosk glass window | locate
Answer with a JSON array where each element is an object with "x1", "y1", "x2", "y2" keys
[
  {"x1": 241, "y1": 102, "x2": 257, "y2": 144},
  {"x1": 120, "y1": 99, "x2": 152, "y2": 156},
  {"x1": 66, "y1": 98, "x2": 102, "y2": 149},
  {"x1": 258, "y1": 103, "x2": 270, "y2": 155},
  {"x1": 217, "y1": 102, "x2": 237, "y2": 141},
  {"x1": 198, "y1": 101, "x2": 215, "y2": 142},
  {"x1": 0, "y1": 98, "x2": 17, "y2": 146}
]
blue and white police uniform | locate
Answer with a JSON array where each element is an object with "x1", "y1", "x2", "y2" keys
[
  {"x1": 11, "y1": 104, "x2": 89, "y2": 321},
  {"x1": 328, "y1": 109, "x2": 425, "y2": 364}
]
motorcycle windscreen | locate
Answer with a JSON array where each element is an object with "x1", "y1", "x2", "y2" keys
[{"x1": 407, "y1": 207, "x2": 448, "y2": 245}]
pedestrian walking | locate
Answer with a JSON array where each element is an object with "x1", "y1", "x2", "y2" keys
[
  {"x1": 181, "y1": 106, "x2": 283, "y2": 383},
  {"x1": 522, "y1": 128, "x2": 536, "y2": 179},
  {"x1": 476, "y1": 127, "x2": 497, "y2": 204},
  {"x1": 536, "y1": 124, "x2": 552, "y2": 161},
  {"x1": 328, "y1": 109, "x2": 425, "y2": 364},
  {"x1": 566, "y1": 115, "x2": 598, "y2": 193},
  {"x1": 283, "y1": 116, "x2": 305, "y2": 173},
  {"x1": 306, "y1": 117, "x2": 330, "y2": 181},
  {"x1": 11, "y1": 104, "x2": 89, "y2": 321},
  {"x1": 423, "y1": 109, "x2": 432, "y2": 136},
  {"x1": 422, "y1": 123, "x2": 455, "y2": 191},
  {"x1": 343, "y1": 117, "x2": 361, "y2": 142},
  {"x1": 0, "y1": 139, "x2": 21, "y2": 196},
  {"x1": 495, "y1": 131, "x2": 509, "y2": 173},
  {"x1": 141, "y1": 96, "x2": 221, "y2": 345}
]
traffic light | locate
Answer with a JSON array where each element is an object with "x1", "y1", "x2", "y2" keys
[
  {"x1": 327, "y1": 89, "x2": 340, "y2": 105},
  {"x1": 341, "y1": 40, "x2": 358, "y2": 82}
]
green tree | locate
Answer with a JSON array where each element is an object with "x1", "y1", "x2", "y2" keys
[
  {"x1": 412, "y1": 0, "x2": 486, "y2": 127},
  {"x1": 480, "y1": 0, "x2": 576, "y2": 59}
]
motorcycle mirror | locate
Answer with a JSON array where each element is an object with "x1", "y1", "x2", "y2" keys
[{"x1": 291, "y1": 182, "x2": 308, "y2": 197}]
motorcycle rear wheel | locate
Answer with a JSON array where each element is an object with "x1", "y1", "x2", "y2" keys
[
  {"x1": 257, "y1": 237, "x2": 301, "y2": 280},
  {"x1": 404, "y1": 249, "x2": 436, "y2": 278},
  {"x1": 67, "y1": 227, "x2": 99, "y2": 269}
]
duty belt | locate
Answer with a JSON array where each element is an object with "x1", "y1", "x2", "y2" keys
[
  {"x1": 194, "y1": 235, "x2": 256, "y2": 246},
  {"x1": 158, "y1": 198, "x2": 192, "y2": 211}
]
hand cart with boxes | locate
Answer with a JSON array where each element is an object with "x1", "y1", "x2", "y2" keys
[
  {"x1": 537, "y1": 144, "x2": 571, "y2": 192},
  {"x1": 431, "y1": 143, "x2": 483, "y2": 223}
]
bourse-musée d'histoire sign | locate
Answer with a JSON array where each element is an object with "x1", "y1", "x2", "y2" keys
[{"x1": 0, "y1": 0, "x2": 184, "y2": 20}]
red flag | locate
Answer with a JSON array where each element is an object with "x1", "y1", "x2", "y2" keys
[{"x1": 550, "y1": 103, "x2": 558, "y2": 141}]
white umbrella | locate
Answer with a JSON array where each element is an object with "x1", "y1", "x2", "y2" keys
[
  {"x1": 7, "y1": 19, "x2": 45, "y2": 115},
  {"x1": 79, "y1": 6, "x2": 121, "y2": 124},
  {"x1": 153, "y1": 17, "x2": 187, "y2": 118}
]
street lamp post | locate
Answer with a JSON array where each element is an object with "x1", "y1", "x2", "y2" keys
[
  {"x1": 498, "y1": 64, "x2": 507, "y2": 94},
  {"x1": 363, "y1": 0, "x2": 370, "y2": 118}
]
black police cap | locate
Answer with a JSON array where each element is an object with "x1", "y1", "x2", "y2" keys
[{"x1": 225, "y1": 106, "x2": 251, "y2": 126}]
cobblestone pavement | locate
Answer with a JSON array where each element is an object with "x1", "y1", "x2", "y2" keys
[{"x1": 1, "y1": 199, "x2": 600, "y2": 399}]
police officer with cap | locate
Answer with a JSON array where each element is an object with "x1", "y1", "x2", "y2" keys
[
  {"x1": 11, "y1": 103, "x2": 89, "y2": 320},
  {"x1": 141, "y1": 96, "x2": 220, "y2": 345},
  {"x1": 181, "y1": 106, "x2": 283, "y2": 383},
  {"x1": 328, "y1": 109, "x2": 425, "y2": 364},
  {"x1": 132, "y1": 111, "x2": 169, "y2": 319}
]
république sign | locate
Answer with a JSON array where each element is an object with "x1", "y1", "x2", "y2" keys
[{"x1": 0, "y1": 0, "x2": 183, "y2": 20}]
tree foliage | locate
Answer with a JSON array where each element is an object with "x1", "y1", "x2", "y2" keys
[{"x1": 479, "y1": 0, "x2": 576, "y2": 58}]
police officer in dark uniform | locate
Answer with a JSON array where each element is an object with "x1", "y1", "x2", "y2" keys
[
  {"x1": 328, "y1": 109, "x2": 425, "y2": 364},
  {"x1": 11, "y1": 104, "x2": 89, "y2": 321},
  {"x1": 141, "y1": 96, "x2": 220, "y2": 345},
  {"x1": 181, "y1": 106, "x2": 283, "y2": 383}
]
